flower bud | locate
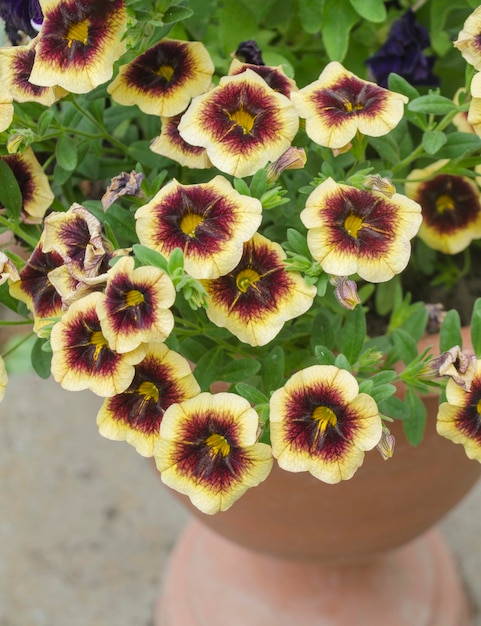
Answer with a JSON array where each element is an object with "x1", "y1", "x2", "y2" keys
[
  {"x1": 266, "y1": 147, "x2": 307, "y2": 183},
  {"x1": 331, "y1": 275, "x2": 361, "y2": 310}
]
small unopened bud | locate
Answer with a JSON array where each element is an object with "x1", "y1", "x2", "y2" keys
[
  {"x1": 6, "y1": 129, "x2": 34, "y2": 154},
  {"x1": 376, "y1": 425, "x2": 395, "y2": 460},
  {"x1": 425, "y1": 303, "x2": 447, "y2": 334},
  {"x1": 0, "y1": 251, "x2": 20, "y2": 284},
  {"x1": 332, "y1": 143, "x2": 352, "y2": 157},
  {"x1": 331, "y1": 275, "x2": 360, "y2": 310},
  {"x1": 266, "y1": 147, "x2": 307, "y2": 183},
  {"x1": 425, "y1": 346, "x2": 477, "y2": 391},
  {"x1": 364, "y1": 174, "x2": 396, "y2": 198}
]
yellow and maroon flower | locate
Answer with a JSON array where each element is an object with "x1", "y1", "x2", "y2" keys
[
  {"x1": 135, "y1": 176, "x2": 263, "y2": 280},
  {"x1": 300, "y1": 177, "x2": 422, "y2": 282},
  {"x1": 454, "y1": 6, "x2": 481, "y2": 71},
  {"x1": 107, "y1": 38, "x2": 214, "y2": 117},
  {"x1": 154, "y1": 392, "x2": 273, "y2": 514},
  {"x1": 42, "y1": 203, "x2": 113, "y2": 277},
  {"x1": 202, "y1": 233, "x2": 316, "y2": 346},
  {"x1": 8, "y1": 239, "x2": 65, "y2": 334},
  {"x1": 0, "y1": 251, "x2": 20, "y2": 284},
  {"x1": 96, "y1": 255, "x2": 175, "y2": 354},
  {"x1": 270, "y1": 365, "x2": 382, "y2": 483},
  {"x1": 97, "y1": 343, "x2": 200, "y2": 457},
  {"x1": 404, "y1": 161, "x2": 481, "y2": 254},
  {"x1": 227, "y1": 58, "x2": 297, "y2": 98},
  {"x1": 29, "y1": 0, "x2": 127, "y2": 94},
  {"x1": 291, "y1": 62, "x2": 408, "y2": 150},
  {"x1": 0, "y1": 39, "x2": 66, "y2": 105},
  {"x1": 437, "y1": 360, "x2": 481, "y2": 462},
  {"x1": 50, "y1": 291, "x2": 146, "y2": 397},
  {"x1": 0, "y1": 148, "x2": 54, "y2": 223},
  {"x1": 0, "y1": 356, "x2": 7, "y2": 403},
  {"x1": 178, "y1": 69, "x2": 299, "y2": 178},
  {"x1": 150, "y1": 113, "x2": 212, "y2": 169}
]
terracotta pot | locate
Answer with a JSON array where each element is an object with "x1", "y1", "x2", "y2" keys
[{"x1": 156, "y1": 327, "x2": 480, "y2": 626}]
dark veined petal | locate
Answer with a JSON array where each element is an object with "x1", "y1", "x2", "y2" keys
[
  {"x1": 437, "y1": 361, "x2": 481, "y2": 462},
  {"x1": 108, "y1": 38, "x2": 214, "y2": 117},
  {"x1": 178, "y1": 69, "x2": 299, "y2": 178},
  {"x1": 30, "y1": 0, "x2": 127, "y2": 93},
  {"x1": 202, "y1": 233, "x2": 316, "y2": 346},
  {"x1": 270, "y1": 365, "x2": 382, "y2": 483},
  {"x1": 154, "y1": 392, "x2": 273, "y2": 514},
  {"x1": 405, "y1": 160, "x2": 481, "y2": 255},
  {"x1": 97, "y1": 343, "x2": 200, "y2": 457},
  {"x1": 0, "y1": 148, "x2": 54, "y2": 223},
  {"x1": 50, "y1": 291, "x2": 146, "y2": 397},
  {"x1": 97, "y1": 255, "x2": 175, "y2": 353},
  {"x1": 135, "y1": 176, "x2": 262, "y2": 280},
  {"x1": 291, "y1": 62, "x2": 407, "y2": 150},
  {"x1": 300, "y1": 177, "x2": 422, "y2": 282}
]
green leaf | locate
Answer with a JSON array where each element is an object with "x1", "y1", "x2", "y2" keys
[
  {"x1": 55, "y1": 134, "x2": 78, "y2": 171},
  {"x1": 368, "y1": 135, "x2": 400, "y2": 164},
  {"x1": 37, "y1": 108, "x2": 56, "y2": 136},
  {"x1": 31, "y1": 337, "x2": 52, "y2": 379},
  {"x1": 249, "y1": 168, "x2": 267, "y2": 199},
  {"x1": 218, "y1": 0, "x2": 257, "y2": 54},
  {"x1": 387, "y1": 73, "x2": 420, "y2": 101},
  {"x1": 341, "y1": 305, "x2": 366, "y2": 364},
  {"x1": 349, "y1": 0, "x2": 386, "y2": 22},
  {"x1": 471, "y1": 298, "x2": 481, "y2": 358},
  {"x1": 408, "y1": 95, "x2": 457, "y2": 115},
  {"x1": 233, "y1": 178, "x2": 250, "y2": 196},
  {"x1": 438, "y1": 132, "x2": 481, "y2": 158},
  {"x1": 262, "y1": 346, "x2": 285, "y2": 393},
  {"x1": 299, "y1": 0, "x2": 324, "y2": 33},
  {"x1": 403, "y1": 389, "x2": 427, "y2": 446},
  {"x1": 314, "y1": 344, "x2": 336, "y2": 365},
  {"x1": 369, "y1": 383, "x2": 397, "y2": 403},
  {"x1": 219, "y1": 358, "x2": 261, "y2": 383},
  {"x1": 163, "y1": 4, "x2": 193, "y2": 23},
  {"x1": 321, "y1": 0, "x2": 359, "y2": 62},
  {"x1": 440, "y1": 309, "x2": 462, "y2": 352},
  {"x1": 0, "y1": 281, "x2": 23, "y2": 313},
  {"x1": 377, "y1": 395, "x2": 410, "y2": 420},
  {"x1": 391, "y1": 328, "x2": 418, "y2": 365},
  {"x1": 132, "y1": 244, "x2": 169, "y2": 271},
  {"x1": 0, "y1": 160, "x2": 22, "y2": 219},
  {"x1": 286, "y1": 228, "x2": 310, "y2": 257},
  {"x1": 422, "y1": 130, "x2": 447, "y2": 155},
  {"x1": 168, "y1": 247, "x2": 184, "y2": 273},
  {"x1": 235, "y1": 382, "x2": 269, "y2": 405},
  {"x1": 334, "y1": 353, "x2": 351, "y2": 371},
  {"x1": 194, "y1": 347, "x2": 224, "y2": 390}
]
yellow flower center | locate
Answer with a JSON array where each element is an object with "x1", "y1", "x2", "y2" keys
[
  {"x1": 156, "y1": 64, "x2": 175, "y2": 81},
  {"x1": 344, "y1": 100, "x2": 364, "y2": 113},
  {"x1": 180, "y1": 212, "x2": 204, "y2": 238},
  {"x1": 312, "y1": 405, "x2": 338, "y2": 432},
  {"x1": 344, "y1": 213, "x2": 364, "y2": 238},
  {"x1": 228, "y1": 108, "x2": 256, "y2": 134},
  {"x1": 206, "y1": 433, "x2": 231, "y2": 457},
  {"x1": 138, "y1": 381, "x2": 159, "y2": 403},
  {"x1": 125, "y1": 289, "x2": 144, "y2": 307},
  {"x1": 66, "y1": 19, "x2": 89, "y2": 47},
  {"x1": 90, "y1": 330, "x2": 108, "y2": 360},
  {"x1": 435, "y1": 194, "x2": 456, "y2": 213},
  {"x1": 236, "y1": 268, "x2": 261, "y2": 293}
]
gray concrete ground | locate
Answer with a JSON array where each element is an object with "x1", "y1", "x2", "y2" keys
[{"x1": 0, "y1": 373, "x2": 481, "y2": 626}]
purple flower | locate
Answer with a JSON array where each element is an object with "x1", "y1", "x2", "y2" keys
[
  {"x1": 366, "y1": 10, "x2": 439, "y2": 88},
  {"x1": 0, "y1": 0, "x2": 43, "y2": 44}
]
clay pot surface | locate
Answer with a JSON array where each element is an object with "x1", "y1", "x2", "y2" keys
[{"x1": 176, "y1": 327, "x2": 481, "y2": 563}]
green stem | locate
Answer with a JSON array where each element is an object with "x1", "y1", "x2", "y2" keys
[
  {"x1": 1, "y1": 330, "x2": 34, "y2": 360},
  {"x1": 0, "y1": 215, "x2": 38, "y2": 248},
  {"x1": 70, "y1": 98, "x2": 130, "y2": 155}
]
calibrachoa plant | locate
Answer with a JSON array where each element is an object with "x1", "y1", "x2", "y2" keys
[{"x1": 3, "y1": 0, "x2": 481, "y2": 514}]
